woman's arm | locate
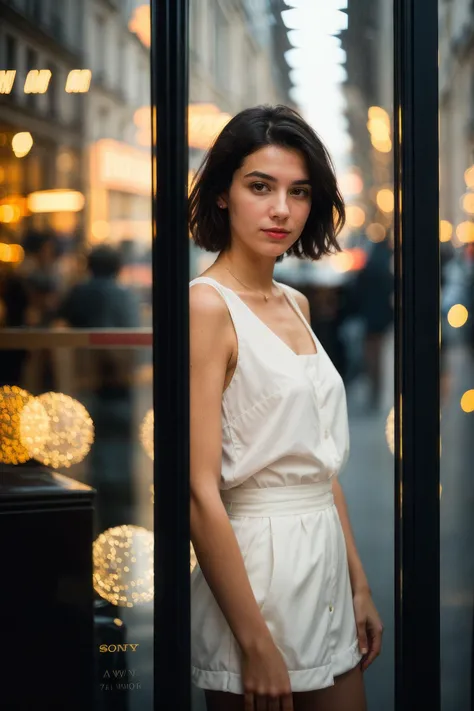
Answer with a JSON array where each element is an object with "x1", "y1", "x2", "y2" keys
[{"x1": 189, "y1": 285, "x2": 274, "y2": 653}]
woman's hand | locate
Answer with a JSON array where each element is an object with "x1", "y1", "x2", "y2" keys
[
  {"x1": 352, "y1": 589, "x2": 383, "y2": 672},
  {"x1": 241, "y1": 635, "x2": 294, "y2": 711}
]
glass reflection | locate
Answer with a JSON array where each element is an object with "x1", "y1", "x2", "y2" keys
[
  {"x1": 189, "y1": 1, "x2": 393, "y2": 710},
  {"x1": 0, "y1": 0, "x2": 153, "y2": 708},
  {"x1": 439, "y1": 1, "x2": 474, "y2": 707}
]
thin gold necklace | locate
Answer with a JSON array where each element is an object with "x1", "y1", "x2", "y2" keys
[{"x1": 224, "y1": 266, "x2": 276, "y2": 302}]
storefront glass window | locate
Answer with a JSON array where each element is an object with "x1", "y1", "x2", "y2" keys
[
  {"x1": 439, "y1": 0, "x2": 474, "y2": 706},
  {"x1": 0, "y1": 1, "x2": 154, "y2": 708},
  {"x1": 188, "y1": 1, "x2": 394, "y2": 709}
]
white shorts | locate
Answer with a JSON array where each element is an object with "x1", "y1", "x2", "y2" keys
[{"x1": 191, "y1": 481, "x2": 362, "y2": 694}]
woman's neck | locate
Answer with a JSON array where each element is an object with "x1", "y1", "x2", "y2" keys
[{"x1": 216, "y1": 250, "x2": 276, "y2": 292}]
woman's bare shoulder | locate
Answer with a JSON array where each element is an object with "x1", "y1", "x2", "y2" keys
[
  {"x1": 189, "y1": 281, "x2": 227, "y2": 318},
  {"x1": 280, "y1": 283, "x2": 311, "y2": 320}
]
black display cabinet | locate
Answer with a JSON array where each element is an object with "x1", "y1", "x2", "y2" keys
[{"x1": 0, "y1": 466, "x2": 95, "y2": 711}]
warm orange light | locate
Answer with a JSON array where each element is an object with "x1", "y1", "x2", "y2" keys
[
  {"x1": 461, "y1": 193, "x2": 474, "y2": 215},
  {"x1": 188, "y1": 104, "x2": 232, "y2": 151},
  {"x1": 464, "y1": 166, "x2": 474, "y2": 189},
  {"x1": 456, "y1": 221, "x2": 474, "y2": 243},
  {"x1": 0, "y1": 70, "x2": 16, "y2": 94},
  {"x1": 447, "y1": 304, "x2": 468, "y2": 328},
  {"x1": 367, "y1": 107, "x2": 391, "y2": 153},
  {"x1": 0, "y1": 243, "x2": 24, "y2": 263},
  {"x1": 345, "y1": 205, "x2": 366, "y2": 228},
  {"x1": 91, "y1": 220, "x2": 110, "y2": 241},
  {"x1": 0, "y1": 205, "x2": 15, "y2": 223},
  {"x1": 12, "y1": 132, "x2": 33, "y2": 158},
  {"x1": 332, "y1": 248, "x2": 367, "y2": 273},
  {"x1": 91, "y1": 140, "x2": 151, "y2": 196},
  {"x1": 367, "y1": 118, "x2": 390, "y2": 141},
  {"x1": 372, "y1": 138, "x2": 392, "y2": 153},
  {"x1": 65, "y1": 69, "x2": 92, "y2": 93},
  {"x1": 460, "y1": 390, "x2": 474, "y2": 413},
  {"x1": 129, "y1": 5, "x2": 150, "y2": 48},
  {"x1": 27, "y1": 189, "x2": 85, "y2": 213},
  {"x1": 439, "y1": 220, "x2": 453, "y2": 242},
  {"x1": 366, "y1": 223, "x2": 386, "y2": 242},
  {"x1": 368, "y1": 106, "x2": 390, "y2": 123},
  {"x1": 376, "y1": 188, "x2": 394, "y2": 213},
  {"x1": 24, "y1": 69, "x2": 51, "y2": 94}
]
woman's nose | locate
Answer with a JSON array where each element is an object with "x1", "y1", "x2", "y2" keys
[{"x1": 271, "y1": 193, "x2": 290, "y2": 218}]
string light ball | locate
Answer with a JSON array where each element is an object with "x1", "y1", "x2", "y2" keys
[
  {"x1": 140, "y1": 408, "x2": 154, "y2": 460},
  {"x1": 34, "y1": 392, "x2": 94, "y2": 468},
  {"x1": 0, "y1": 385, "x2": 48, "y2": 464},
  {"x1": 19, "y1": 396, "x2": 52, "y2": 461},
  {"x1": 93, "y1": 525, "x2": 154, "y2": 607}
]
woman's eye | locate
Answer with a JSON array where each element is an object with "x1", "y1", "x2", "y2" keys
[
  {"x1": 291, "y1": 188, "x2": 310, "y2": 198},
  {"x1": 251, "y1": 182, "x2": 269, "y2": 193}
]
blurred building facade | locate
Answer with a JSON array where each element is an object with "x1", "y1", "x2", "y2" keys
[
  {"x1": 0, "y1": 0, "x2": 86, "y2": 242},
  {"x1": 439, "y1": 0, "x2": 474, "y2": 243},
  {"x1": 340, "y1": 0, "x2": 393, "y2": 248}
]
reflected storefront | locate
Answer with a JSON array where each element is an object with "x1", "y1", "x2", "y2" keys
[{"x1": 0, "y1": 0, "x2": 470, "y2": 710}]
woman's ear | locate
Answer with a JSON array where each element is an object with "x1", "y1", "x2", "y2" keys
[{"x1": 217, "y1": 198, "x2": 227, "y2": 209}]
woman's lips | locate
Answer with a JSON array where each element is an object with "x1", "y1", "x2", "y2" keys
[{"x1": 263, "y1": 229, "x2": 289, "y2": 240}]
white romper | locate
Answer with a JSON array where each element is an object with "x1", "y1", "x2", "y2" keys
[{"x1": 189, "y1": 276, "x2": 362, "y2": 694}]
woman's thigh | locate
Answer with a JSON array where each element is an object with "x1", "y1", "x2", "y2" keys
[{"x1": 293, "y1": 666, "x2": 366, "y2": 711}]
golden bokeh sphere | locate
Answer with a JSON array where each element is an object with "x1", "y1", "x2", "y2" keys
[
  {"x1": 140, "y1": 408, "x2": 154, "y2": 460},
  {"x1": 0, "y1": 386, "x2": 49, "y2": 464},
  {"x1": 34, "y1": 392, "x2": 94, "y2": 468},
  {"x1": 460, "y1": 390, "x2": 474, "y2": 413},
  {"x1": 386, "y1": 406, "x2": 395, "y2": 455},
  {"x1": 439, "y1": 220, "x2": 453, "y2": 242},
  {"x1": 93, "y1": 525, "x2": 154, "y2": 607},
  {"x1": 447, "y1": 304, "x2": 468, "y2": 328}
]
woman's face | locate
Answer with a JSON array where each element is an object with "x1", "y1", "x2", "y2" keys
[{"x1": 222, "y1": 144, "x2": 312, "y2": 258}]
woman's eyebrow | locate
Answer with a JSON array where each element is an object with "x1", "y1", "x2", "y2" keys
[{"x1": 243, "y1": 170, "x2": 311, "y2": 186}]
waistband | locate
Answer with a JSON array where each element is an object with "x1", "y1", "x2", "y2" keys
[{"x1": 220, "y1": 481, "x2": 334, "y2": 517}]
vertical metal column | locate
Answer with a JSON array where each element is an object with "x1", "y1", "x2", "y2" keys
[
  {"x1": 394, "y1": 0, "x2": 440, "y2": 709},
  {"x1": 150, "y1": 1, "x2": 190, "y2": 708}
]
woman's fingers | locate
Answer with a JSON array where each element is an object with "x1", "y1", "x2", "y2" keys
[
  {"x1": 356, "y1": 619, "x2": 369, "y2": 656},
  {"x1": 362, "y1": 624, "x2": 384, "y2": 671}
]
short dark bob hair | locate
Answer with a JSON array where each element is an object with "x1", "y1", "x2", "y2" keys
[{"x1": 188, "y1": 104, "x2": 345, "y2": 261}]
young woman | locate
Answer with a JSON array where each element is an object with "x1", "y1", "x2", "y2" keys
[{"x1": 189, "y1": 105, "x2": 383, "y2": 711}]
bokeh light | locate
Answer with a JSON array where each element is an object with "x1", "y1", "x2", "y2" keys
[
  {"x1": 0, "y1": 386, "x2": 48, "y2": 465},
  {"x1": 93, "y1": 525, "x2": 154, "y2": 607},
  {"x1": 140, "y1": 408, "x2": 154, "y2": 460},
  {"x1": 447, "y1": 304, "x2": 468, "y2": 328},
  {"x1": 460, "y1": 390, "x2": 474, "y2": 413},
  {"x1": 376, "y1": 188, "x2": 395, "y2": 213},
  {"x1": 439, "y1": 220, "x2": 453, "y2": 242},
  {"x1": 366, "y1": 222, "x2": 386, "y2": 243},
  {"x1": 386, "y1": 406, "x2": 395, "y2": 455},
  {"x1": 33, "y1": 392, "x2": 94, "y2": 468}
]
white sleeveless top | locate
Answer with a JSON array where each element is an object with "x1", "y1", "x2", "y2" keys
[
  {"x1": 189, "y1": 276, "x2": 350, "y2": 490},
  {"x1": 190, "y1": 276, "x2": 361, "y2": 694}
]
